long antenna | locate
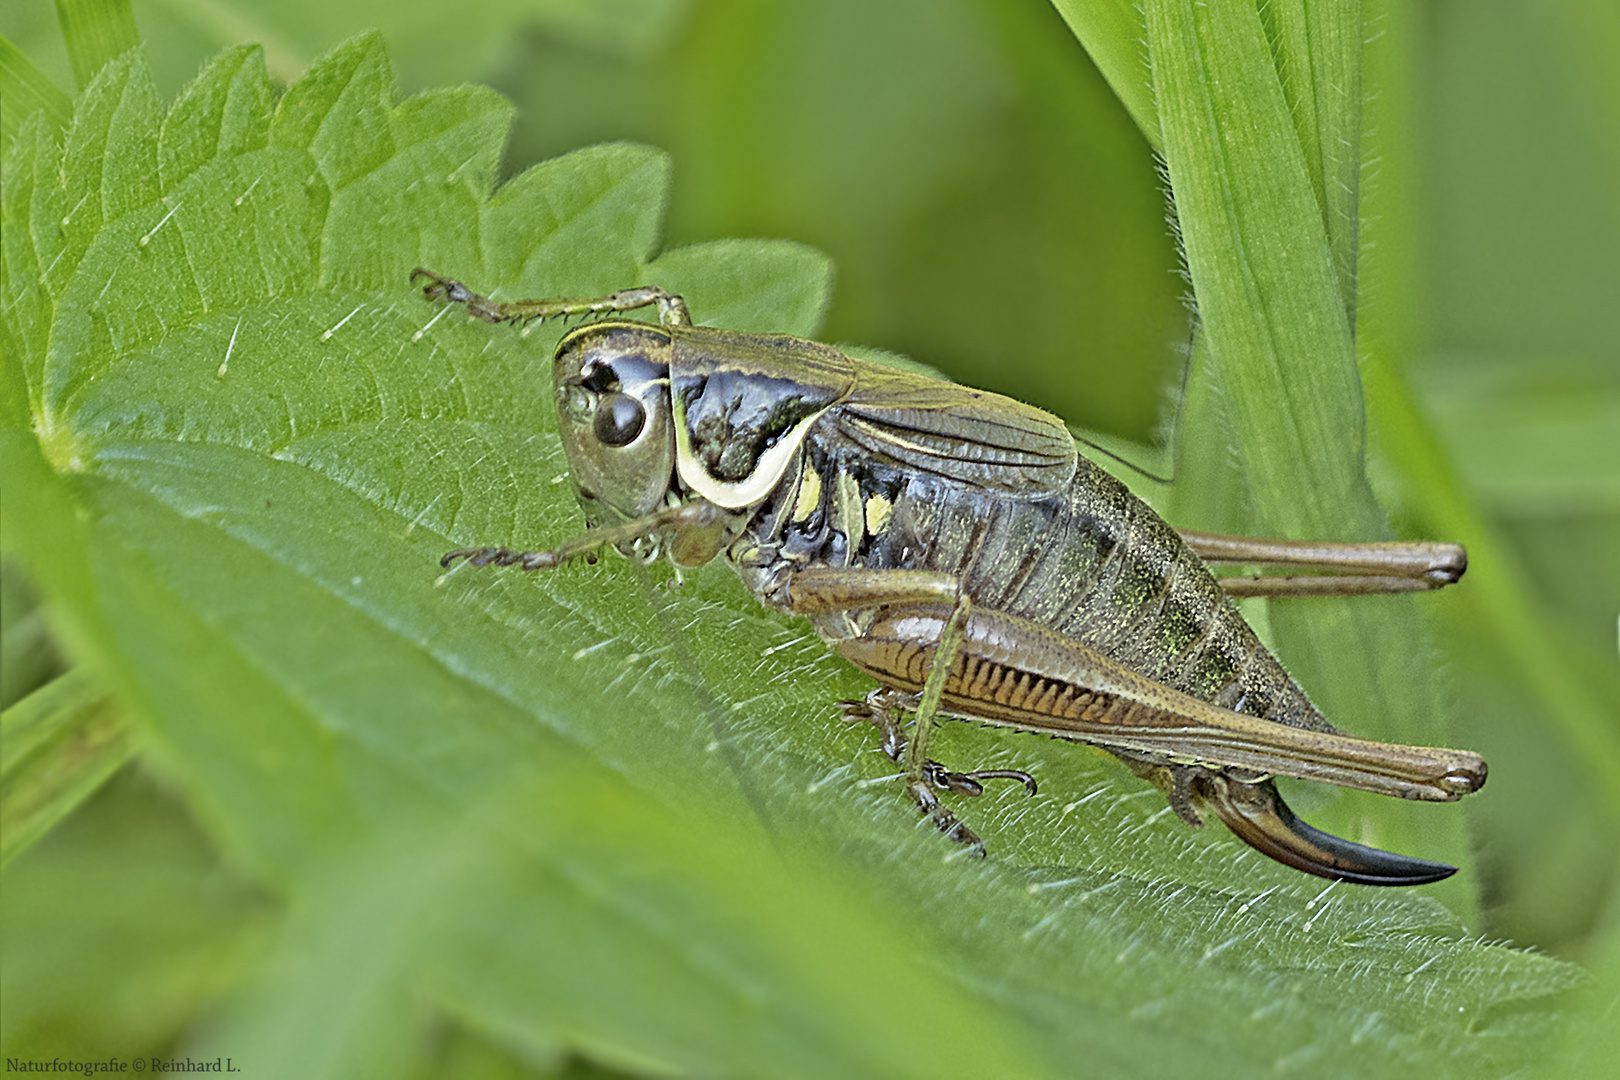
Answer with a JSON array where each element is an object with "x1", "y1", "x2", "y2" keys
[
  {"x1": 1070, "y1": 431, "x2": 1174, "y2": 485},
  {"x1": 1076, "y1": 323, "x2": 1201, "y2": 487}
]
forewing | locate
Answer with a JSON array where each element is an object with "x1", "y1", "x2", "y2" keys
[{"x1": 833, "y1": 364, "x2": 1077, "y2": 496}]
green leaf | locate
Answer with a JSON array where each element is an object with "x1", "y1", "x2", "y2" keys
[
  {"x1": 196, "y1": 766, "x2": 1063, "y2": 1080},
  {"x1": 1, "y1": 33, "x2": 1583, "y2": 1077},
  {"x1": 1538, "y1": 917, "x2": 1620, "y2": 1080},
  {"x1": 645, "y1": 238, "x2": 831, "y2": 335}
]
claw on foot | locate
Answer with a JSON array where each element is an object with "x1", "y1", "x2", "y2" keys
[
  {"x1": 908, "y1": 779, "x2": 985, "y2": 853},
  {"x1": 961, "y1": 768, "x2": 1039, "y2": 797},
  {"x1": 412, "y1": 268, "x2": 485, "y2": 315},
  {"x1": 923, "y1": 762, "x2": 1039, "y2": 799},
  {"x1": 841, "y1": 688, "x2": 1037, "y2": 850}
]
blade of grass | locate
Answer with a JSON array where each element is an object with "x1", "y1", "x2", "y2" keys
[
  {"x1": 1148, "y1": 0, "x2": 1370, "y2": 537},
  {"x1": 53, "y1": 0, "x2": 139, "y2": 92},
  {"x1": 1, "y1": 609, "x2": 63, "y2": 710},
  {"x1": 1256, "y1": 0, "x2": 1362, "y2": 316},
  {"x1": 1047, "y1": 0, "x2": 1158, "y2": 149},
  {"x1": 1145, "y1": 0, "x2": 1478, "y2": 919},
  {"x1": 1, "y1": 668, "x2": 133, "y2": 868},
  {"x1": 0, "y1": 34, "x2": 73, "y2": 149}
]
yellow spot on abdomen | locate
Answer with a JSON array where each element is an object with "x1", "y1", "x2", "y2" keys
[
  {"x1": 864, "y1": 493, "x2": 893, "y2": 537},
  {"x1": 791, "y1": 467, "x2": 822, "y2": 523}
]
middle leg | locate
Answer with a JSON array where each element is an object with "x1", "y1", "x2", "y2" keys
[{"x1": 840, "y1": 688, "x2": 1036, "y2": 851}]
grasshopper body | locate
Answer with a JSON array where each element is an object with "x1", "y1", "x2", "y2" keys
[{"x1": 417, "y1": 270, "x2": 1485, "y2": 886}]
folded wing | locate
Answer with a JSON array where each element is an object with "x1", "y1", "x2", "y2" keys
[{"x1": 832, "y1": 364, "x2": 1078, "y2": 497}]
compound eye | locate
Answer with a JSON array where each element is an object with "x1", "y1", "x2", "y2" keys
[{"x1": 593, "y1": 392, "x2": 646, "y2": 447}]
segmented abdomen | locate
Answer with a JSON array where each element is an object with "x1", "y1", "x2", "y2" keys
[{"x1": 778, "y1": 442, "x2": 1331, "y2": 734}]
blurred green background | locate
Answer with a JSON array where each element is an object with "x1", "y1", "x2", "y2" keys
[{"x1": 3, "y1": 0, "x2": 1617, "y2": 1071}]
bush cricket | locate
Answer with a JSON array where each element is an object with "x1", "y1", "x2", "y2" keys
[{"x1": 415, "y1": 268, "x2": 1486, "y2": 886}]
